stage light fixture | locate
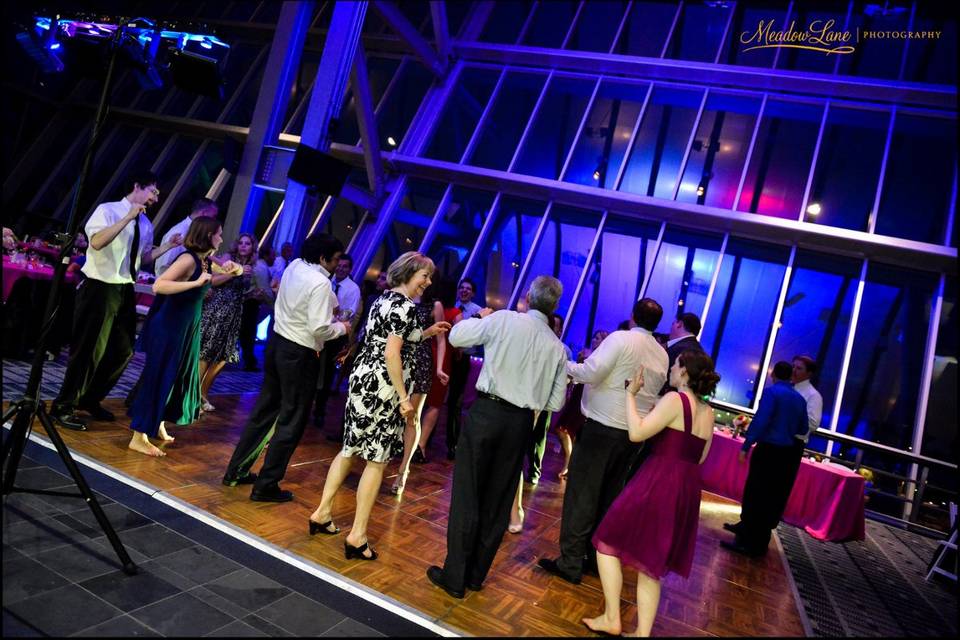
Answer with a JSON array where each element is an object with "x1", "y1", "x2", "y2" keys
[{"x1": 806, "y1": 202, "x2": 822, "y2": 217}]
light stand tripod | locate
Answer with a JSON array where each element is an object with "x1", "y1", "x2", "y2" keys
[{"x1": 2, "y1": 24, "x2": 136, "y2": 575}]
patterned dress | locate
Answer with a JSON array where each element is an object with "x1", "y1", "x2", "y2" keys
[
  {"x1": 198, "y1": 272, "x2": 247, "y2": 363},
  {"x1": 342, "y1": 291, "x2": 423, "y2": 463}
]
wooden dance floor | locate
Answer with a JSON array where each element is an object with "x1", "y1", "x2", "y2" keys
[{"x1": 18, "y1": 392, "x2": 805, "y2": 637}]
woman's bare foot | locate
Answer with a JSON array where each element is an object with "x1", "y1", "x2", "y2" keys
[
  {"x1": 582, "y1": 614, "x2": 622, "y2": 636},
  {"x1": 128, "y1": 434, "x2": 166, "y2": 457},
  {"x1": 157, "y1": 423, "x2": 175, "y2": 442}
]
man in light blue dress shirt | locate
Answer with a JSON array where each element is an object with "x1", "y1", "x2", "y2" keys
[{"x1": 427, "y1": 276, "x2": 568, "y2": 599}]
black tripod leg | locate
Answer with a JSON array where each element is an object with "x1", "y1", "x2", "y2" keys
[
  {"x1": 35, "y1": 405, "x2": 138, "y2": 575},
  {"x1": 1, "y1": 403, "x2": 35, "y2": 494}
]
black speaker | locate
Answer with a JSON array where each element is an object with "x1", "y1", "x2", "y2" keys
[
  {"x1": 168, "y1": 48, "x2": 223, "y2": 99},
  {"x1": 287, "y1": 144, "x2": 352, "y2": 196}
]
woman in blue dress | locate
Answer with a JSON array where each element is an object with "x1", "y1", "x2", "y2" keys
[{"x1": 128, "y1": 217, "x2": 240, "y2": 457}]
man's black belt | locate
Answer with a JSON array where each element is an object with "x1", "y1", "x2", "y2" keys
[{"x1": 477, "y1": 391, "x2": 525, "y2": 409}]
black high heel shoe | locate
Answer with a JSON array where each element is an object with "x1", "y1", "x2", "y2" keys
[
  {"x1": 309, "y1": 518, "x2": 339, "y2": 536},
  {"x1": 344, "y1": 540, "x2": 378, "y2": 561}
]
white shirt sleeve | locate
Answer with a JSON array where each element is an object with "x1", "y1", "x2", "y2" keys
[
  {"x1": 546, "y1": 355, "x2": 569, "y2": 412},
  {"x1": 807, "y1": 390, "x2": 823, "y2": 433},
  {"x1": 448, "y1": 312, "x2": 497, "y2": 349},
  {"x1": 84, "y1": 204, "x2": 112, "y2": 237},
  {"x1": 307, "y1": 282, "x2": 345, "y2": 345},
  {"x1": 566, "y1": 333, "x2": 619, "y2": 384}
]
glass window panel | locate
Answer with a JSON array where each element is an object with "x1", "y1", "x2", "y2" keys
[
  {"x1": 326, "y1": 57, "x2": 403, "y2": 144},
  {"x1": 446, "y1": 0, "x2": 473, "y2": 38},
  {"x1": 803, "y1": 106, "x2": 888, "y2": 231},
  {"x1": 425, "y1": 186, "x2": 496, "y2": 286},
  {"x1": 700, "y1": 239, "x2": 791, "y2": 408},
  {"x1": 565, "y1": 217, "x2": 662, "y2": 354},
  {"x1": 737, "y1": 99, "x2": 824, "y2": 219},
  {"x1": 512, "y1": 76, "x2": 595, "y2": 180},
  {"x1": 397, "y1": 1, "x2": 431, "y2": 35},
  {"x1": 367, "y1": 179, "x2": 446, "y2": 275},
  {"x1": 836, "y1": 264, "x2": 937, "y2": 453},
  {"x1": 564, "y1": 80, "x2": 650, "y2": 188},
  {"x1": 837, "y1": 8, "x2": 910, "y2": 79},
  {"x1": 467, "y1": 71, "x2": 547, "y2": 171},
  {"x1": 515, "y1": 207, "x2": 603, "y2": 344},
  {"x1": 424, "y1": 67, "x2": 501, "y2": 163},
  {"x1": 777, "y1": 5, "x2": 850, "y2": 73},
  {"x1": 321, "y1": 197, "x2": 367, "y2": 260},
  {"x1": 643, "y1": 228, "x2": 723, "y2": 336},
  {"x1": 875, "y1": 115, "x2": 956, "y2": 244},
  {"x1": 618, "y1": 86, "x2": 704, "y2": 199},
  {"x1": 676, "y1": 92, "x2": 761, "y2": 209},
  {"x1": 479, "y1": 0, "x2": 533, "y2": 44},
  {"x1": 614, "y1": 1, "x2": 678, "y2": 57},
  {"x1": 921, "y1": 278, "x2": 956, "y2": 463},
  {"x1": 719, "y1": 4, "x2": 790, "y2": 67},
  {"x1": 665, "y1": 2, "x2": 733, "y2": 62},
  {"x1": 475, "y1": 196, "x2": 547, "y2": 308},
  {"x1": 769, "y1": 252, "x2": 862, "y2": 453},
  {"x1": 903, "y1": 5, "x2": 957, "y2": 84},
  {"x1": 565, "y1": 0, "x2": 628, "y2": 52},
  {"x1": 375, "y1": 60, "x2": 434, "y2": 150},
  {"x1": 521, "y1": 0, "x2": 578, "y2": 48}
]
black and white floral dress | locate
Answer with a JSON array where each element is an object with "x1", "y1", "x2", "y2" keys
[{"x1": 342, "y1": 291, "x2": 423, "y2": 463}]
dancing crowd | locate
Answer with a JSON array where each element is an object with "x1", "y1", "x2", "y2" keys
[{"x1": 43, "y1": 171, "x2": 824, "y2": 636}]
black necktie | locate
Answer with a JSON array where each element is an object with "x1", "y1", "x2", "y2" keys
[
  {"x1": 333, "y1": 280, "x2": 340, "y2": 295},
  {"x1": 129, "y1": 216, "x2": 140, "y2": 281}
]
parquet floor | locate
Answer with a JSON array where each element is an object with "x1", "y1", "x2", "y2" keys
[{"x1": 7, "y1": 392, "x2": 806, "y2": 637}]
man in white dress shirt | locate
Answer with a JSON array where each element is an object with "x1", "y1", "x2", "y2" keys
[
  {"x1": 51, "y1": 171, "x2": 179, "y2": 431},
  {"x1": 791, "y1": 355, "x2": 823, "y2": 445},
  {"x1": 538, "y1": 298, "x2": 668, "y2": 585},
  {"x1": 314, "y1": 253, "x2": 362, "y2": 436},
  {"x1": 427, "y1": 276, "x2": 568, "y2": 599},
  {"x1": 153, "y1": 197, "x2": 218, "y2": 276},
  {"x1": 223, "y1": 233, "x2": 352, "y2": 502}
]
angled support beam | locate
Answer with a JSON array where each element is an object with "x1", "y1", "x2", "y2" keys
[
  {"x1": 223, "y1": 0, "x2": 314, "y2": 247},
  {"x1": 430, "y1": 1, "x2": 451, "y2": 62},
  {"x1": 273, "y1": 1, "x2": 367, "y2": 252},
  {"x1": 351, "y1": 44, "x2": 387, "y2": 200},
  {"x1": 372, "y1": 0, "x2": 446, "y2": 77}
]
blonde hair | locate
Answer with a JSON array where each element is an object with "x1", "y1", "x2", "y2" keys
[{"x1": 386, "y1": 251, "x2": 435, "y2": 287}]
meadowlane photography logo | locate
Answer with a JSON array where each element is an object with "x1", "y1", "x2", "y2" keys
[{"x1": 740, "y1": 18, "x2": 942, "y2": 56}]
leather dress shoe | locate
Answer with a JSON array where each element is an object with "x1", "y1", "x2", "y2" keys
[
  {"x1": 222, "y1": 472, "x2": 258, "y2": 487},
  {"x1": 720, "y1": 539, "x2": 766, "y2": 558},
  {"x1": 250, "y1": 488, "x2": 293, "y2": 503},
  {"x1": 537, "y1": 557, "x2": 581, "y2": 585},
  {"x1": 466, "y1": 580, "x2": 483, "y2": 591},
  {"x1": 426, "y1": 566, "x2": 464, "y2": 599},
  {"x1": 79, "y1": 403, "x2": 115, "y2": 421},
  {"x1": 722, "y1": 521, "x2": 743, "y2": 534},
  {"x1": 52, "y1": 410, "x2": 87, "y2": 431}
]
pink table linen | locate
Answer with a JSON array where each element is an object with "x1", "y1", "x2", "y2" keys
[
  {"x1": 701, "y1": 430, "x2": 866, "y2": 542},
  {"x1": 2, "y1": 256, "x2": 77, "y2": 303}
]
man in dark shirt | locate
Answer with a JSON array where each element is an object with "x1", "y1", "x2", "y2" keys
[
  {"x1": 721, "y1": 361, "x2": 808, "y2": 557},
  {"x1": 660, "y1": 312, "x2": 704, "y2": 395}
]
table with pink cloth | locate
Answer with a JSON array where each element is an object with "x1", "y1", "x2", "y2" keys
[
  {"x1": 2, "y1": 256, "x2": 77, "y2": 303},
  {"x1": 701, "y1": 430, "x2": 866, "y2": 542}
]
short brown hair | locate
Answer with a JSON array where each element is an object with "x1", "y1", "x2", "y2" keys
[
  {"x1": 184, "y1": 217, "x2": 221, "y2": 253},
  {"x1": 387, "y1": 251, "x2": 435, "y2": 287},
  {"x1": 793, "y1": 355, "x2": 818, "y2": 375}
]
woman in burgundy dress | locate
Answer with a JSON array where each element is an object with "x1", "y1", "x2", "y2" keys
[{"x1": 583, "y1": 349, "x2": 720, "y2": 637}]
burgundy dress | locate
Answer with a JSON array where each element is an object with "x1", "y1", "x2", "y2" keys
[{"x1": 592, "y1": 393, "x2": 708, "y2": 580}]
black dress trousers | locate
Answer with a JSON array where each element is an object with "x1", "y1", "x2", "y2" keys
[
  {"x1": 224, "y1": 332, "x2": 321, "y2": 492},
  {"x1": 556, "y1": 418, "x2": 640, "y2": 579},
  {"x1": 54, "y1": 279, "x2": 136, "y2": 412},
  {"x1": 738, "y1": 441, "x2": 803, "y2": 551},
  {"x1": 442, "y1": 395, "x2": 534, "y2": 590}
]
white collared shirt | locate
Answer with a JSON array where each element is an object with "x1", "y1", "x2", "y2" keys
[
  {"x1": 566, "y1": 327, "x2": 668, "y2": 431},
  {"x1": 332, "y1": 275, "x2": 362, "y2": 319},
  {"x1": 154, "y1": 215, "x2": 192, "y2": 276},
  {"x1": 448, "y1": 309, "x2": 568, "y2": 412},
  {"x1": 82, "y1": 197, "x2": 154, "y2": 284},
  {"x1": 793, "y1": 379, "x2": 823, "y2": 443},
  {"x1": 273, "y1": 259, "x2": 345, "y2": 351}
]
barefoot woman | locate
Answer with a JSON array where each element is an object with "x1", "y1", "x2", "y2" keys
[{"x1": 127, "y1": 217, "x2": 237, "y2": 456}]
